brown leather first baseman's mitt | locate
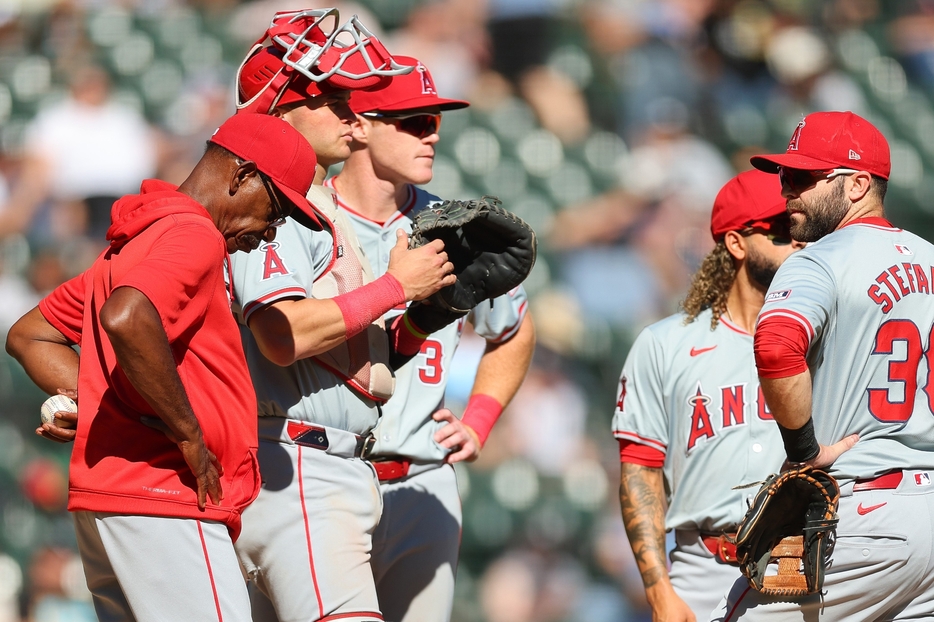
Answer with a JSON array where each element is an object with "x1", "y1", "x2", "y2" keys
[
  {"x1": 732, "y1": 465, "x2": 840, "y2": 597},
  {"x1": 409, "y1": 195, "x2": 536, "y2": 314}
]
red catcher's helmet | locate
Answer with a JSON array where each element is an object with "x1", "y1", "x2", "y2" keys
[{"x1": 237, "y1": 9, "x2": 413, "y2": 114}]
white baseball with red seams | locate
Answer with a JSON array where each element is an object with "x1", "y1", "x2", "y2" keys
[{"x1": 40, "y1": 394, "x2": 76, "y2": 425}]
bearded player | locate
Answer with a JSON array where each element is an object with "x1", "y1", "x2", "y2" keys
[
  {"x1": 228, "y1": 11, "x2": 455, "y2": 622},
  {"x1": 712, "y1": 111, "x2": 934, "y2": 620},
  {"x1": 325, "y1": 57, "x2": 535, "y2": 621},
  {"x1": 612, "y1": 170, "x2": 804, "y2": 620}
]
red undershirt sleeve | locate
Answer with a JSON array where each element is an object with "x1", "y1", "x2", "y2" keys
[
  {"x1": 618, "y1": 438, "x2": 665, "y2": 468},
  {"x1": 754, "y1": 314, "x2": 810, "y2": 379}
]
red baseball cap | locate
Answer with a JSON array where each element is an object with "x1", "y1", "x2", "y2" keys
[
  {"x1": 750, "y1": 111, "x2": 890, "y2": 180},
  {"x1": 710, "y1": 169, "x2": 787, "y2": 241},
  {"x1": 210, "y1": 113, "x2": 321, "y2": 229},
  {"x1": 349, "y1": 56, "x2": 469, "y2": 113}
]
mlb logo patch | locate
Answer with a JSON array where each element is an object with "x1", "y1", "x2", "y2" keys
[
  {"x1": 895, "y1": 244, "x2": 913, "y2": 255},
  {"x1": 765, "y1": 289, "x2": 792, "y2": 303},
  {"x1": 915, "y1": 472, "x2": 931, "y2": 487}
]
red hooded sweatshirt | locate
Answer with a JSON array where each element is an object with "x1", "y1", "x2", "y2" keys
[{"x1": 39, "y1": 180, "x2": 260, "y2": 538}]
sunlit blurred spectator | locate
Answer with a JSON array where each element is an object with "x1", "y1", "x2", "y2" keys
[
  {"x1": 386, "y1": 0, "x2": 486, "y2": 101},
  {"x1": 0, "y1": 64, "x2": 156, "y2": 244},
  {"x1": 0, "y1": 552, "x2": 22, "y2": 622},
  {"x1": 765, "y1": 25, "x2": 868, "y2": 117},
  {"x1": 550, "y1": 98, "x2": 733, "y2": 323},
  {"x1": 500, "y1": 354, "x2": 588, "y2": 477}
]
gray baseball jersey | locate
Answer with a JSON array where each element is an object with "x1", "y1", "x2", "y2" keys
[
  {"x1": 758, "y1": 218, "x2": 934, "y2": 482},
  {"x1": 612, "y1": 308, "x2": 786, "y2": 533},
  {"x1": 327, "y1": 178, "x2": 528, "y2": 461},
  {"x1": 229, "y1": 186, "x2": 388, "y2": 621},
  {"x1": 229, "y1": 186, "x2": 388, "y2": 436},
  {"x1": 328, "y1": 178, "x2": 527, "y2": 622},
  {"x1": 712, "y1": 218, "x2": 934, "y2": 621}
]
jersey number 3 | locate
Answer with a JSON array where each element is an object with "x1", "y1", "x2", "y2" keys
[
  {"x1": 418, "y1": 339, "x2": 444, "y2": 385},
  {"x1": 869, "y1": 319, "x2": 934, "y2": 422}
]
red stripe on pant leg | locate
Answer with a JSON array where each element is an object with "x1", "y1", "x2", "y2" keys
[
  {"x1": 297, "y1": 445, "x2": 326, "y2": 618},
  {"x1": 197, "y1": 520, "x2": 224, "y2": 622},
  {"x1": 319, "y1": 612, "x2": 384, "y2": 621},
  {"x1": 723, "y1": 585, "x2": 753, "y2": 622}
]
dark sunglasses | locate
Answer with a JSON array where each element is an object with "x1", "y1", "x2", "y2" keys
[
  {"x1": 777, "y1": 166, "x2": 858, "y2": 194},
  {"x1": 362, "y1": 111, "x2": 442, "y2": 139},
  {"x1": 258, "y1": 172, "x2": 288, "y2": 229}
]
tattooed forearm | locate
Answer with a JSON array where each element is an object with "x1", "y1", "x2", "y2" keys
[{"x1": 619, "y1": 462, "x2": 668, "y2": 589}]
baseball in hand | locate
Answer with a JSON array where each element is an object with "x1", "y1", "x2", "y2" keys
[{"x1": 40, "y1": 394, "x2": 77, "y2": 426}]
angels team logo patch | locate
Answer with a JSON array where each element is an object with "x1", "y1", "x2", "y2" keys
[
  {"x1": 895, "y1": 243, "x2": 913, "y2": 255},
  {"x1": 261, "y1": 242, "x2": 290, "y2": 279},
  {"x1": 787, "y1": 120, "x2": 805, "y2": 151},
  {"x1": 765, "y1": 289, "x2": 792, "y2": 303}
]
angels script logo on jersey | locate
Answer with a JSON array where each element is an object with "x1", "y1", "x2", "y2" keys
[
  {"x1": 261, "y1": 242, "x2": 291, "y2": 280},
  {"x1": 765, "y1": 289, "x2": 792, "y2": 303}
]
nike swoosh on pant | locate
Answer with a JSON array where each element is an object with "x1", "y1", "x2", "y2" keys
[{"x1": 856, "y1": 502, "x2": 887, "y2": 515}]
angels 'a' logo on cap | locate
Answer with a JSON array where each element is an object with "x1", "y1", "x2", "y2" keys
[
  {"x1": 416, "y1": 62, "x2": 437, "y2": 95},
  {"x1": 787, "y1": 119, "x2": 805, "y2": 151}
]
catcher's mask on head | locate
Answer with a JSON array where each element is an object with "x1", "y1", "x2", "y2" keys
[
  {"x1": 236, "y1": 9, "x2": 413, "y2": 114},
  {"x1": 349, "y1": 56, "x2": 469, "y2": 114}
]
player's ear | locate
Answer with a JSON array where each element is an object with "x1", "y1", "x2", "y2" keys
[
  {"x1": 229, "y1": 159, "x2": 258, "y2": 196},
  {"x1": 351, "y1": 115, "x2": 370, "y2": 144},
  {"x1": 723, "y1": 230, "x2": 747, "y2": 262},
  {"x1": 845, "y1": 171, "x2": 872, "y2": 203}
]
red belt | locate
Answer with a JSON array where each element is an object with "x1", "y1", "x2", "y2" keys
[
  {"x1": 372, "y1": 458, "x2": 411, "y2": 482},
  {"x1": 853, "y1": 470, "x2": 902, "y2": 491},
  {"x1": 701, "y1": 533, "x2": 739, "y2": 565}
]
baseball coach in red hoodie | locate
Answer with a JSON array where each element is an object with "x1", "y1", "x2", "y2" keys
[{"x1": 5, "y1": 112, "x2": 320, "y2": 622}]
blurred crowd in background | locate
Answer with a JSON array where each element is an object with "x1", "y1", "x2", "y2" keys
[{"x1": 1, "y1": 0, "x2": 934, "y2": 621}]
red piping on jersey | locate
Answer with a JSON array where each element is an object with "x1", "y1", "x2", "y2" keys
[
  {"x1": 613, "y1": 430, "x2": 668, "y2": 452},
  {"x1": 758, "y1": 308, "x2": 815, "y2": 340},
  {"x1": 197, "y1": 521, "x2": 224, "y2": 622},
  {"x1": 297, "y1": 446, "x2": 326, "y2": 619},
  {"x1": 719, "y1": 316, "x2": 751, "y2": 336},
  {"x1": 326, "y1": 177, "x2": 417, "y2": 227},
  {"x1": 242, "y1": 287, "x2": 308, "y2": 321},
  {"x1": 841, "y1": 216, "x2": 899, "y2": 231},
  {"x1": 489, "y1": 300, "x2": 529, "y2": 343},
  {"x1": 618, "y1": 438, "x2": 665, "y2": 467},
  {"x1": 755, "y1": 315, "x2": 810, "y2": 379},
  {"x1": 319, "y1": 612, "x2": 384, "y2": 621}
]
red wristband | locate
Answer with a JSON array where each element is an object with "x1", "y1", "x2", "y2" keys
[
  {"x1": 389, "y1": 312, "x2": 428, "y2": 357},
  {"x1": 332, "y1": 274, "x2": 406, "y2": 339},
  {"x1": 460, "y1": 394, "x2": 503, "y2": 447}
]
